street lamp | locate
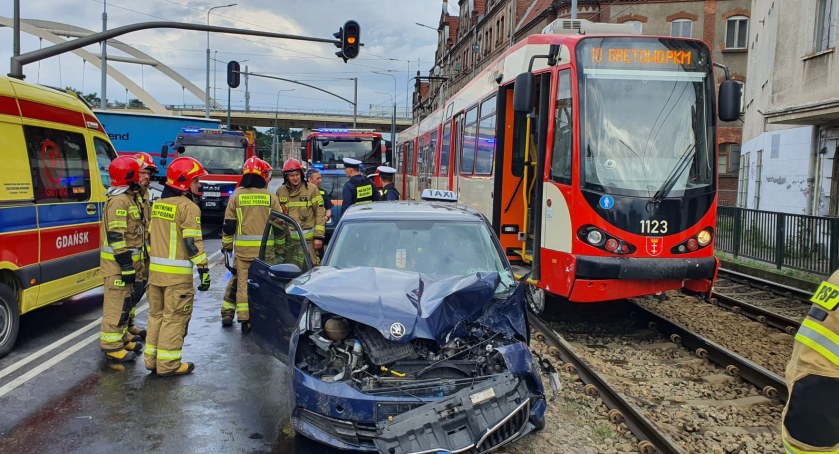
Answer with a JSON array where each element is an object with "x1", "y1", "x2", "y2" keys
[
  {"x1": 206, "y1": 3, "x2": 237, "y2": 118},
  {"x1": 213, "y1": 50, "x2": 218, "y2": 104},
  {"x1": 273, "y1": 88, "x2": 296, "y2": 166},
  {"x1": 373, "y1": 71, "x2": 397, "y2": 158},
  {"x1": 415, "y1": 22, "x2": 438, "y2": 32}
]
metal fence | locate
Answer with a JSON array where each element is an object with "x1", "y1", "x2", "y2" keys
[{"x1": 716, "y1": 206, "x2": 839, "y2": 276}]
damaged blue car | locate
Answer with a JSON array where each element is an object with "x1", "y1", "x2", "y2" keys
[{"x1": 247, "y1": 197, "x2": 547, "y2": 453}]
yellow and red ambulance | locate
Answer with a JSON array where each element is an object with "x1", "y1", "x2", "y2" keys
[{"x1": 0, "y1": 76, "x2": 116, "y2": 357}]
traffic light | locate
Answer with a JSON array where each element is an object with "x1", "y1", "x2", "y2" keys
[
  {"x1": 227, "y1": 60, "x2": 241, "y2": 88},
  {"x1": 334, "y1": 20, "x2": 360, "y2": 63}
]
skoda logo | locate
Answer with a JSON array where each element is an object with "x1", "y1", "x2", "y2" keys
[{"x1": 389, "y1": 322, "x2": 406, "y2": 339}]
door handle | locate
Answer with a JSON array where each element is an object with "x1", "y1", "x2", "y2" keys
[
  {"x1": 85, "y1": 203, "x2": 97, "y2": 216},
  {"x1": 248, "y1": 279, "x2": 259, "y2": 289}
]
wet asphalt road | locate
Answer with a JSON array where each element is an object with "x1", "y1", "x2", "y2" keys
[{"x1": 0, "y1": 223, "x2": 342, "y2": 453}]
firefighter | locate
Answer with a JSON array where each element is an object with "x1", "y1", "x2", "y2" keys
[
  {"x1": 377, "y1": 165, "x2": 399, "y2": 201},
  {"x1": 127, "y1": 152, "x2": 157, "y2": 339},
  {"x1": 276, "y1": 158, "x2": 326, "y2": 265},
  {"x1": 306, "y1": 168, "x2": 333, "y2": 223},
  {"x1": 99, "y1": 156, "x2": 145, "y2": 362},
  {"x1": 221, "y1": 157, "x2": 282, "y2": 330},
  {"x1": 781, "y1": 269, "x2": 839, "y2": 453},
  {"x1": 340, "y1": 157, "x2": 380, "y2": 216},
  {"x1": 145, "y1": 156, "x2": 210, "y2": 377}
]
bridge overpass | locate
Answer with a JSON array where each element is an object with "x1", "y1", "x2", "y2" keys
[{"x1": 167, "y1": 107, "x2": 413, "y2": 132}]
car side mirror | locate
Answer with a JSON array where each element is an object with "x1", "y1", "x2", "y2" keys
[
  {"x1": 160, "y1": 144, "x2": 169, "y2": 159},
  {"x1": 177, "y1": 146, "x2": 186, "y2": 154},
  {"x1": 269, "y1": 263, "x2": 303, "y2": 280},
  {"x1": 718, "y1": 79, "x2": 742, "y2": 122}
]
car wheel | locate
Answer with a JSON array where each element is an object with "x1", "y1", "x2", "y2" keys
[{"x1": 0, "y1": 283, "x2": 21, "y2": 358}]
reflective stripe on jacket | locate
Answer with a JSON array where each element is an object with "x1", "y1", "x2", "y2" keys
[
  {"x1": 148, "y1": 195, "x2": 207, "y2": 285},
  {"x1": 222, "y1": 187, "x2": 282, "y2": 259},
  {"x1": 277, "y1": 183, "x2": 326, "y2": 240},
  {"x1": 100, "y1": 190, "x2": 145, "y2": 277}
]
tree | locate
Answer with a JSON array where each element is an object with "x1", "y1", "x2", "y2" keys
[{"x1": 64, "y1": 87, "x2": 101, "y2": 106}]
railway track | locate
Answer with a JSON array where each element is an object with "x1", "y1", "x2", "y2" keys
[
  {"x1": 530, "y1": 299, "x2": 785, "y2": 453},
  {"x1": 710, "y1": 268, "x2": 814, "y2": 334}
]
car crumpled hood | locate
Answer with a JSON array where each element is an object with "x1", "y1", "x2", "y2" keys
[{"x1": 288, "y1": 266, "x2": 528, "y2": 344}]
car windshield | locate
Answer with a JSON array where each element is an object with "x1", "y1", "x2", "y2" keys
[
  {"x1": 181, "y1": 145, "x2": 245, "y2": 175},
  {"x1": 315, "y1": 138, "x2": 381, "y2": 166},
  {"x1": 326, "y1": 220, "x2": 514, "y2": 291}
]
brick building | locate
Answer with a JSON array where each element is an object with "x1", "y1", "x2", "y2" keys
[{"x1": 413, "y1": 0, "x2": 750, "y2": 205}]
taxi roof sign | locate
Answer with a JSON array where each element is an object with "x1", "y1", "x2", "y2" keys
[{"x1": 420, "y1": 189, "x2": 457, "y2": 203}]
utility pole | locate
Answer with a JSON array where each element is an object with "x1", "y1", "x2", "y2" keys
[
  {"x1": 13, "y1": 0, "x2": 20, "y2": 58},
  {"x1": 100, "y1": 0, "x2": 107, "y2": 109},
  {"x1": 244, "y1": 64, "x2": 250, "y2": 112},
  {"x1": 353, "y1": 77, "x2": 358, "y2": 128},
  {"x1": 227, "y1": 86, "x2": 231, "y2": 129}
]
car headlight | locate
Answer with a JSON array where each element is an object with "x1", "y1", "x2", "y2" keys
[
  {"x1": 697, "y1": 229, "x2": 712, "y2": 246},
  {"x1": 586, "y1": 230, "x2": 603, "y2": 245}
]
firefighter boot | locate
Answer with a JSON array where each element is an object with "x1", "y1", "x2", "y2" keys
[
  {"x1": 128, "y1": 324, "x2": 147, "y2": 339},
  {"x1": 105, "y1": 349, "x2": 137, "y2": 362},
  {"x1": 221, "y1": 316, "x2": 234, "y2": 327},
  {"x1": 157, "y1": 362, "x2": 195, "y2": 377},
  {"x1": 125, "y1": 341, "x2": 144, "y2": 352},
  {"x1": 240, "y1": 320, "x2": 251, "y2": 333}
]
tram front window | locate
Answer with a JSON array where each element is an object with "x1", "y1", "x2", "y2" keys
[{"x1": 577, "y1": 37, "x2": 715, "y2": 199}]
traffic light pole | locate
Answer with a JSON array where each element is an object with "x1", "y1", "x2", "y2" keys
[
  {"x1": 353, "y1": 77, "x2": 357, "y2": 129},
  {"x1": 8, "y1": 21, "x2": 348, "y2": 79}
]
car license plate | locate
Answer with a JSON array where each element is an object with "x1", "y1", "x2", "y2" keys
[
  {"x1": 204, "y1": 201, "x2": 217, "y2": 207},
  {"x1": 204, "y1": 191, "x2": 221, "y2": 197}
]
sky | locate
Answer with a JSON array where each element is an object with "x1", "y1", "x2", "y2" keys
[{"x1": 0, "y1": 0, "x2": 456, "y2": 118}]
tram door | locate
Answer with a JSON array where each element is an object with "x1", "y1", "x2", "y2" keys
[{"x1": 497, "y1": 72, "x2": 551, "y2": 274}]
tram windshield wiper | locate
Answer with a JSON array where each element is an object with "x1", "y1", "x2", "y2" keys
[{"x1": 649, "y1": 143, "x2": 696, "y2": 205}]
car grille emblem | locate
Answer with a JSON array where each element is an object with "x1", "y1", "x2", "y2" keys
[{"x1": 389, "y1": 322, "x2": 405, "y2": 339}]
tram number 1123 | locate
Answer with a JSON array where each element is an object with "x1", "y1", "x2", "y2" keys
[{"x1": 640, "y1": 220, "x2": 668, "y2": 234}]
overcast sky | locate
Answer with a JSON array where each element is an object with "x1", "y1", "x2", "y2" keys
[{"x1": 1, "y1": 1, "x2": 456, "y2": 118}]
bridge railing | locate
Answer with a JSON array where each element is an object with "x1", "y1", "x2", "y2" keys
[
  {"x1": 717, "y1": 206, "x2": 839, "y2": 276},
  {"x1": 165, "y1": 104, "x2": 412, "y2": 121}
]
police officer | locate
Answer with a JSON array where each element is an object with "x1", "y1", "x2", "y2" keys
[
  {"x1": 341, "y1": 157, "x2": 380, "y2": 216},
  {"x1": 145, "y1": 157, "x2": 210, "y2": 377},
  {"x1": 221, "y1": 157, "x2": 282, "y2": 330},
  {"x1": 127, "y1": 152, "x2": 157, "y2": 339},
  {"x1": 306, "y1": 168, "x2": 333, "y2": 224},
  {"x1": 377, "y1": 166, "x2": 399, "y2": 201},
  {"x1": 99, "y1": 156, "x2": 145, "y2": 362},
  {"x1": 277, "y1": 158, "x2": 326, "y2": 265},
  {"x1": 781, "y1": 269, "x2": 839, "y2": 453}
]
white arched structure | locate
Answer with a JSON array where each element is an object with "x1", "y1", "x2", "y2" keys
[{"x1": 0, "y1": 17, "x2": 221, "y2": 114}]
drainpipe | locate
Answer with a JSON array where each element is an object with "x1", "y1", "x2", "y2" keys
[{"x1": 807, "y1": 127, "x2": 822, "y2": 216}]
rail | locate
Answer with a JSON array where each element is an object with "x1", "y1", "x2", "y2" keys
[{"x1": 529, "y1": 315, "x2": 685, "y2": 454}]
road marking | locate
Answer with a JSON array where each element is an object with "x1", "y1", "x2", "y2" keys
[{"x1": 0, "y1": 250, "x2": 222, "y2": 398}]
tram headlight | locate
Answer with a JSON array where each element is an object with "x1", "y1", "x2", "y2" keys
[
  {"x1": 586, "y1": 230, "x2": 603, "y2": 245},
  {"x1": 697, "y1": 229, "x2": 713, "y2": 247}
]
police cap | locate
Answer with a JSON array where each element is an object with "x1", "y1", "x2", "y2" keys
[
  {"x1": 343, "y1": 157, "x2": 362, "y2": 168},
  {"x1": 377, "y1": 165, "x2": 397, "y2": 176}
]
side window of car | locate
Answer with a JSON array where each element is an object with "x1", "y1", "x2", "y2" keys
[
  {"x1": 24, "y1": 126, "x2": 91, "y2": 203},
  {"x1": 260, "y1": 213, "x2": 311, "y2": 272},
  {"x1": 93, "y1": 137, "x2": 116, "y2": 189}
]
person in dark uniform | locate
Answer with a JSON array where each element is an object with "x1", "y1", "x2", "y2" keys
[
  {"x1": 377, "y1": 166, "x2": 399, "y2": 201},
  {"x1": 341, "y1": 157, "x2": 379, "y2": 215},
  {"x1": 306, "y1": 168, "x2": 333, "y2": 223}
]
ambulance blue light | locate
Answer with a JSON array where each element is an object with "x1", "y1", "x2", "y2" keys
[
  {"x1": 313, "y1": 163, "x2": 324, "y2": 169},
  {"x1": 316, "y1": 128, "x2": 348, "y2": 133}
]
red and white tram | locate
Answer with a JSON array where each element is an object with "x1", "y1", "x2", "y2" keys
[{"x1": 395, "y1": 19, "x2": 741, "y2": 304}]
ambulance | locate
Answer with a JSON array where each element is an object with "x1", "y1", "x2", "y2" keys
[{"x1": 0, "y1": 76, "x2": 116, "y2": 358}]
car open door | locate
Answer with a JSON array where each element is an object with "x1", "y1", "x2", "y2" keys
[{"x1": 247, "y1": 211, "x2": 313, "y2": 364}]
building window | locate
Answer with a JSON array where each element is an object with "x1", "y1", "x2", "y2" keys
[
  {"x1": 671, "y1": 19, "x2": 692, "y2": 38},
  {"x1": 753, "y1": 150, "x2": 763, "y2": 209},
  {"x1": 816, "y1": 0, "x2": 837, "y2": 52},
  {"x1": 738, "y1": 152, "x2": 750, "y2": 207},
  {"x1": 719, "y1": 143, "x2": 741, "y2": 174},
  {"x1": 726, "y1": 16, "x2": 749, "y2": 49}
]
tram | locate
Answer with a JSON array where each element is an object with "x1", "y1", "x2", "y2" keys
[{"x1": 395, "y1": 19, "x2": 741, "y2": 305}]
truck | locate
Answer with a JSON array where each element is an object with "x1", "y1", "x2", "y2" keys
[{"x1": 161, "y1": 127, "x2": 257, "y2": 219}]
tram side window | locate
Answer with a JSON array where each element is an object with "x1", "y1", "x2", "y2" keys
[
  {"x1": 440, "y1": 122, "x2": 452, "y2": 176},
  {"x1": 551, "y1": 70, "x2": 573, "y2": 184},
  {"x1": 407, "y1": 141, "x2": 414, "y2": 175},
  {"x1": 476, "y1": 96, "x2": 497, "y2": 175},
  {"x1": 417, "y1": 138, "x2": 425, "y2": 175},
  {"x1": 430, "y1": 130, "x2": 439, "y2": 176},
  {"x1": 25, "y1": 126, "x2": 91, "y2": 203},
  {"x1": 461, "y1": 106, "x2": 478, "y2": 174}
]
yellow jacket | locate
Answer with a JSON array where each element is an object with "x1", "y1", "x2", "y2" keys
[
  {"x1": 222, "y1": 187, "x2": 282, "y2": 259},
  {"x1": 276, "y1": 183, "x2": 325, "y2": 240},
  {"x1": 148, "y1": 195, "x2": 208, "y2": 286},
  {"x1": 100, "y1": 189, "x2": 144, "y2": 277}
]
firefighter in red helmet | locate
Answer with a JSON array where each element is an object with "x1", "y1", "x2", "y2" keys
[
  {"x1": 276, "y1": 158, "x2": 325, "y2": 265},
  {"x1": 126, "y1": 152, "x2": 157, "y2": 339},
  {"x1": 99, "y1": 156, "x2": 145, "y2": 362},
  {"x1": 220, "y1": 157, "x2": 282, "y2": 330},
  {"x1": 145, "y1": 156, "x2": 209, "y2": 376}
]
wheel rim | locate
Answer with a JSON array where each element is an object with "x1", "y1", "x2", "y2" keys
[{"x1": 0, "y1": 301, "x2": 8, "y2": 345}]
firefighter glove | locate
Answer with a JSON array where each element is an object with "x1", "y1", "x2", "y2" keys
[
  {"x1": 115, "y1": 251, "x2": 136, "y2": 285},
  {"x1": 198, "y1": 268, "x2": 211, "y2": 291},
  {"x1": 120, "y1": 269, "x2": 136, "y2": 285}
]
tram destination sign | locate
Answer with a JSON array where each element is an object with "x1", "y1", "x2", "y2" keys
[{"x1": 579, "y1": 38, "x2": 709, "y2": 71}]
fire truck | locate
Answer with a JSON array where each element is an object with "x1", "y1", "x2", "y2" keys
[{"x1": 161, "y1": 128, "x2": 257, "y2": 218}]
